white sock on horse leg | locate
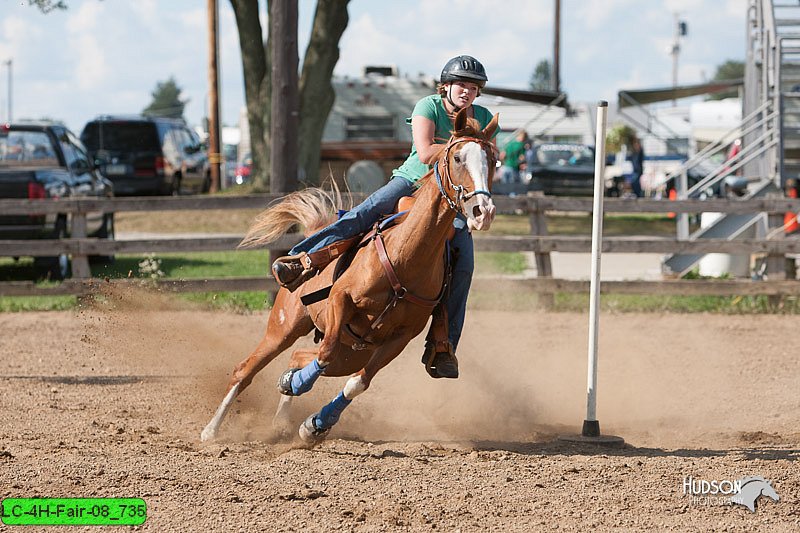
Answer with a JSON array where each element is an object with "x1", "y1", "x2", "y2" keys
[
  {"x1": 201, "y1": 382, "x2": 240, "y2": 441},
  {"x1": 343, "y1": 375, "x2": 366, "y2": 400}
]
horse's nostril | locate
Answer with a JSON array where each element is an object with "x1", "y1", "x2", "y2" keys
[{"x1": 473, "y1": 206, "x2": 482, "y2": 218}]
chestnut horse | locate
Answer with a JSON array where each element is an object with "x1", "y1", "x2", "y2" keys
[{"x1": 201, "y1": 109, "x2": 498, "y2": 444}]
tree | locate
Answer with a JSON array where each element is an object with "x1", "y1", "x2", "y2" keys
[
  {"x1": 708, "y1": 59, "x2": 744, "y2": 100},
  {"x1": 606, "y1": 124, "x2": 637, "y2": 153},
  {"x1": 142, "y1": 77, "x2": 188, "y2": 119},
  {"x1": 230, "y1": 0, "x2": 349, "y2": 190},
  {"x1": 529, "y1": 59, "x2": 552, "y2": 92},
  {"x1": 34, "y1": 0, "x2": 350, "y2": 190},
  {"x1": 298, "y1": 1, "x2": 349, "y2": 187},
  {"x1": 28, "y1": 0, "x2": 68, "y2": 13}
]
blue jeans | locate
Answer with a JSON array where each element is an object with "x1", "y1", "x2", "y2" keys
[
  {"x1": 499, "y1": 166, "x2": 519, "y2": 184},
  {"x1": 289, "y1": 176, "x2": 474, "y2": 351},
  {"x1": 446, "y1": 215, "x2": 473, "y2": 351},
  {"x1": 625, "y1": 173, "x2": 643, "y2": 197},
  {"x1": 289, "y1": 176, "x2": 414, "y2": 255}
]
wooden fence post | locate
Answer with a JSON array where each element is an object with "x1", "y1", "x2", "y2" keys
[{"x1": 70, "y1": 212, "x2": 91, "y2": 279}]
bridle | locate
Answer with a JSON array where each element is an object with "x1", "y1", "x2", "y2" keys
[{"x1": 433, "y1": 136, "x2": 496, "y2": 213}]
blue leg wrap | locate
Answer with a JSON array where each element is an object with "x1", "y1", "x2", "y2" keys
[
  {"x1": 291, "y1": 359, "x2": 325, "y2": 396},
  {"x1": 314, "y1": 392, "x2": 352, "y2": 430}
]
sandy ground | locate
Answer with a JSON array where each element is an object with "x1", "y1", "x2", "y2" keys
[{"x1": 1, "y1": 289, "x2": 799, "y2": 532}]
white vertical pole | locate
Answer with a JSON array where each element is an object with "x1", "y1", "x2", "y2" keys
[{"x1": 584, "y1": 101, "x2": 608, "y2": 436}]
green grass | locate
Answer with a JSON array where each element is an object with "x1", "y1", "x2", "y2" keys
[
  {"x1": 475, "y1": 251, "x2": 527, "y2": 274},
  {"x1": 553, "y1": 293, "x2": 800, "y2": 314},
  {"x1": 0, "y1": 250, "x2": 274, "y2": 313},
  {"x1": 0, "y1": 294, "x2": 78, "y2": 312}
]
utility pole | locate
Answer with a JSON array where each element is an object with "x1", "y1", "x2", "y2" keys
[
  {"x1": 553, "y1": 0, "x2": 560, "y2": 93},
  {"x1": 206, "y1": 0, "x2": 221, "y2": 192},
  {"x1": 3, "y1": 59, "x2": 11, "y2": 123},
  {"x1": 670, "y1": 14, "x2": 687, "y2": 106}
]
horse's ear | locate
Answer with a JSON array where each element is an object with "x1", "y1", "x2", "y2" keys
[
  {"x1": 483, "y1": 113, "x2": 500, "y2": 140},
  {"x1": 454, "y1": 108, "x2": 468, "y2": 132}
]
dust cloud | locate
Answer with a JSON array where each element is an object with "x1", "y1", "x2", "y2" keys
[{"x1": 76, "y1": 285, "x2": 800, "y2": 449}]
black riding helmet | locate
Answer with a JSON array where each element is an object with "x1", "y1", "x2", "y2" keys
[{"x1": 440, "y1": 55, "x2": 488, "y2": 87}]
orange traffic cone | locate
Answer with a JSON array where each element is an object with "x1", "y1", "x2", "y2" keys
[
  {"x1": 785, "y1": 186, "x2": 799, "y2": 234},
  {"x1": 667, "y1": 188, "x2": 677, "y2": 219}
]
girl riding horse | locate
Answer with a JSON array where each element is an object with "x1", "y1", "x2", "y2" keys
[
  {"x1": 272, "y1": 55, "x2": 498, "y2": 380},
  {"x1": 201, "y1": 108, "x2": 499, "y2": 444}
]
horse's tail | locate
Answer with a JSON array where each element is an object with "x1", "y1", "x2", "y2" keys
[{"x1": 238, "y1": 185, "x2": 348, "y2": 249}]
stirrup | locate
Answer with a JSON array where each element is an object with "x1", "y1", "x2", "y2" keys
[
  {"x1": 421, "y1": 341, "x2": 459, "y2": 379},
  {"x1": 272, "y1": 253, "x2": 316, "y2": 292}
]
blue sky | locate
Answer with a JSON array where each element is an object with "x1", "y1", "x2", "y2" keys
[{"x1": 0, "y1": 0, "x2": 746, "y2": 133}]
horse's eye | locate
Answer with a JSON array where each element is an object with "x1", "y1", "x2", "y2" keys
[{"x1": 453, "y1": 154, "x2": 461, "y2": 163}]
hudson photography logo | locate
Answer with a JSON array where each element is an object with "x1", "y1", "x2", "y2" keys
[{"x1": 682, "y1": 475, "x2": 780, "y2": 512}]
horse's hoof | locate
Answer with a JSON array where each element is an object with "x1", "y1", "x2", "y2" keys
[
  {"x1": 277, "y1": 368, "x2": 301, "y2": 396},
  {"x1": 298, "y1": 414, "x2": 329, "y2": 445}
]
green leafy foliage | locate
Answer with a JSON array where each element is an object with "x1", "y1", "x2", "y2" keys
[
  {"x1": 529, "y1": 59, "x2": 552, "y2": 91},
  {"x1": 142, "y1": 77, "x2": 188, "y2": 119},
  {"x1": 606, "y1": 124, "x2": 637, "y2": 153},
  {"x1": 708, "y1": 59, "x2": 744, "y2": 100},
  {"x1": 28, "y1": 0, "x2": 68, "y2": 13}
]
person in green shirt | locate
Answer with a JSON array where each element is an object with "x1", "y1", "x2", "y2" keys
[
  {"x1": 272, "y1": 55, "x2": 498, "y2": 379},
  {"x1": 499, "y1": 130, "x2": 528, "y2": 183}
]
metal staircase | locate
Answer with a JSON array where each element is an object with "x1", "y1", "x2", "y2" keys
[
  {"x1": 776, "y1": 1, "x2": 800, "y2": 185},
  {"x1": 662, "y1": 0, "x2": 791, "y2": 277}
]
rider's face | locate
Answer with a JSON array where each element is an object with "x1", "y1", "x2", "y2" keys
[{"x1": 448, "y1": 81, "x2": 480, "y2": 108}]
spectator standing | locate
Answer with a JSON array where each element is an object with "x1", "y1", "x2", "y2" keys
[
  {"x1": 627, "y1": 137, "x2": 645, "y2": 197},
  {"x1": 499, "y1": 130, "x2": 527, "y2": 183}
]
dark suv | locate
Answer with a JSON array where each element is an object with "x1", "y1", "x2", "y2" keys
[
  {"x1": 493, "y1": 142, "x2": 608, "y2": 197},
  {"x1": 526, "y1": 143, "x2": 597, "y2": 196},
  {"x1": 0, "y1": 121, "x2": 114, "y2": 279},
  {"x1": 80, "y1": 115, "x2": 210, "y2": 196}
]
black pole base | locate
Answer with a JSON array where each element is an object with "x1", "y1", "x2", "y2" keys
[
  {"x1": 557, "y1": 420, "x2": 625, "y2": 447},
  {"x1": 582, "y1": 419, "x2": 600, "y2": 437}
]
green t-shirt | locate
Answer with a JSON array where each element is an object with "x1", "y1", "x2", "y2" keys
[
  {"x1": 502, "y1": 139, "x2": 525, "y2": 170},
  {"x1": 393, "y1": 94, "x2": 495, "y2": 185}
]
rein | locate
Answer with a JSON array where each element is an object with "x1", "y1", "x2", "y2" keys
[
  {"x1": 433, "y1": 136, "x2": 495, "y2": 214},
  {"x1": 339, "y1": 135, "x2": 495, "y2": 351},
  {"x1": 341, "y1": 224, "x2": 446, "y2": 351}
]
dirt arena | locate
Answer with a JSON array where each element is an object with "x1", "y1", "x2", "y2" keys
[{"x1": 1, "y1": 290, "x2": 798, "y2": 532}]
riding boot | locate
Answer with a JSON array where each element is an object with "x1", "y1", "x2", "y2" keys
[
  {"x1": 271, "y1": 253, "x2": 316, "y2": 292},
  {"x1": 421, "y1": 302, "x2": 459, "y2": 379},
  {"x1": 271, "y1": 236, "x2": 361, "y2": 292}
]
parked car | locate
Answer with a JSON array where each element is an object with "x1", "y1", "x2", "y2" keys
[
  {"x1": 222, "y1": 142, "x2": 239, "y2": 187},
  {"x1": 525, "y1": 143, "x2": 597, "y2": 196},
  {"x1": 0, "y1": 121, "x2": 114, "y2": 279},
  {"x1": 232, "y1": 152, "x2": 252, "y2": 186},
  {"x1": 493, "y1": 142, "x2": 615, "y2": 197},
  {"x1": 80, "y1": 115, "x2": 210, "y2": 196}
]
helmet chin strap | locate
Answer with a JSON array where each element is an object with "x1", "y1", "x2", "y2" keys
[{"x1": 446, "y1": 85, "x2": 463, "y2": 113}]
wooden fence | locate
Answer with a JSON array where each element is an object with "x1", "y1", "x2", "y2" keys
[{"x1": 2, "y1": 193, "x2": 800, "y2": 297}]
